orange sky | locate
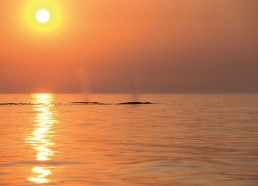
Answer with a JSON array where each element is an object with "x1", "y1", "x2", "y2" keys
[{"x1": 0, "y1": 0, "x2": 257, "y2": 93}]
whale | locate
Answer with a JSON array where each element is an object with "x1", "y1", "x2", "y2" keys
[{"x1": 118, "y1": 102, "x2": 154, "y2": 105}]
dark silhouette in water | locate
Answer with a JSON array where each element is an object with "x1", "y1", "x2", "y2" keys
[
  {"x1": 71, "y1": 102, "x2": 155, "y2": 105},
  {"x1": 0, "y1": 102, "x2": 41, "y2": 106},
  {"x1": 0, "y1": 102, "x2": 156, "y2": 106},
  {"x1": 118, "y1": 102, "x2": 154, "y2": 105},
  {"x1": 71, "y1": 102, "x2": 107, "y2": 105}
]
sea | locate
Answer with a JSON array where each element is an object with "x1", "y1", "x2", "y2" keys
[{"x1": 0, "y1": 94, "x2": 257, "y2": 186}]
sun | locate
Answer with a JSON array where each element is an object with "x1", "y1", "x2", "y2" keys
[
  {"x1": 22, "y1": 0, "x2": 66, "y2": 34},
  {"x1": 36, "y1": 9, "x2": 50, "y2": 23}
]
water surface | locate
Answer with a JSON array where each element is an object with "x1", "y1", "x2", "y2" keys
[{"x1": 0, "y1": 94, "x2": 258, "y2": 186}]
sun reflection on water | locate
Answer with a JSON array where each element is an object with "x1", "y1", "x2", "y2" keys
[{"x1": 26, "y1": 94, "x2": 58, "y2": 184}]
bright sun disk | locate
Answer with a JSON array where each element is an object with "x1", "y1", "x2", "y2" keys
[{"x1": 36, "y1": 9, "x2": 50, "y2": 23}]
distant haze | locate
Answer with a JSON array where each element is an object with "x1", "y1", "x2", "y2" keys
[{"x1": 0, "y1": 0, "x2": 257, "y2": 93}]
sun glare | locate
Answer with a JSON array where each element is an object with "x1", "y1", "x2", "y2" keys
[
  {"x1": 27, "y1": 94, "x2": 58, "y2": 184},
  {"x1": 22, "y1": 0, "x2": 65, "y2": 34},
  {"x1": 36, "y1": 9, "x2": 50, "y2": 23}
]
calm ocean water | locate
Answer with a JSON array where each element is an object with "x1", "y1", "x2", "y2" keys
[{"x1": 0, "y1": 94, "x2": 258, "y2": 186}]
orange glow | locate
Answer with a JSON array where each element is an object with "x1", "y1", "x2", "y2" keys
[
  {"x1": 1, "y1": 1, "x2": 174, "y2": 65},
  {"x1": 0, "y1": 1, "x2": 257, "y2": 93}
]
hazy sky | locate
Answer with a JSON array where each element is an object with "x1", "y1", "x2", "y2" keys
[{"x1": 0, "y1": 0, "x2": 257, "y2": 93}]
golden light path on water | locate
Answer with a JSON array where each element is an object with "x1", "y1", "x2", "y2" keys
[{"x1": 26, "y1": 94, "x2": 58, "y2": 184}]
